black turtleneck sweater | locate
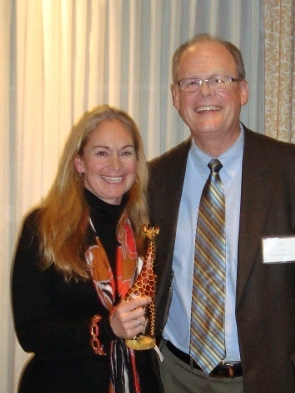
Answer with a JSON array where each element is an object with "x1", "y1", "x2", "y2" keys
[{"x1": 84, "y1": 188, "x2": 127, "y2": 279}]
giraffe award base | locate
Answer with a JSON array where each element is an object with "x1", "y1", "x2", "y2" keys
[{"x1": 125, "y1": 335, "x2": 156, "y2": 350}]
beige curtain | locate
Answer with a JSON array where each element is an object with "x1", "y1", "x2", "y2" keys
[
  {"x1": 1, "y1": 1, "x2": 264, "y2": 391},
  {"x1": 264, "y1": 0, "x2": 295, "y2": 142}
]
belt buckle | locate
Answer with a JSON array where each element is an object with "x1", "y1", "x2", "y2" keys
[
  {"x1": 210, "y1": 362, "x2": 240, "y2": 379},
  {"x1": 223, "y1": 361, "x2": 241, "y2": 379},
  {"x1": 228, "y1": 366, "x2": 235, "y2": 379}
]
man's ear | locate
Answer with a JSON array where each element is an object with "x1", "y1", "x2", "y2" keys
[
  {"x1": 239, "y1": 80, "x2": 249, "y2": 107},
  {"x1": 171, "y1": 83, "x2": 180, "y2": 110}
]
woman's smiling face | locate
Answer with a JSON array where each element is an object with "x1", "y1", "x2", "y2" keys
[{"x1": 75, "y1": 118, "x2": 137, "y2": 205}]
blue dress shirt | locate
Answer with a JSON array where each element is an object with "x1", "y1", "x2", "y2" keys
[{"x1": 163, "y1": 125, "x2": 244, "y2": 362}]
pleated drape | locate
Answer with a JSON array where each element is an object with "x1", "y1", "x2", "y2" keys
[
  {"x1": 1, "y1": 1, "x2": 264, "y2": 391},
  {"x1": 264, "y1": 0, "x2": 295, "y2": 142}
]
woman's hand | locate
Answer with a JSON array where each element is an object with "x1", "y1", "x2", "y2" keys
[{"x1": 109, "y1": 296, "x2": 151, "y2": 339}]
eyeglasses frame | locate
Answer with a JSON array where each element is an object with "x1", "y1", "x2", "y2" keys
[{"x1": 176, "y1": 75, "x2": 242, "y2": 93}]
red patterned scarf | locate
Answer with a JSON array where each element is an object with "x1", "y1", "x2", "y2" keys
[{"x1": 85, "y1": 211, "x2": 141, "y2": 393}]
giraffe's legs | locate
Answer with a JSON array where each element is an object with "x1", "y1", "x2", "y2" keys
[
  {"x1": 149, "y1": 300, "x2": 156, "y2": 338},
  {"x1": 125, "y1": 304, "x2": 155, "y2": 350}
]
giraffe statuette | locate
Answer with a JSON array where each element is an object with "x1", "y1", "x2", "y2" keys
[{"x1": 125, "y1": 224, "x2": 159, "y2": 350}]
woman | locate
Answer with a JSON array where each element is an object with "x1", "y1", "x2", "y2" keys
[{"x1": 12, "y1": 105, "x2": 161, "y2": 393}]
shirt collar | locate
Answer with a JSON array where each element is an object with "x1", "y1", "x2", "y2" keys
[{"x1": 190, "y1": 123, "x2": 244, "y2": 179}]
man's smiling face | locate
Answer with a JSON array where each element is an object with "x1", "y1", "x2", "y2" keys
[{"x1": 171, "y1": 40, "x2": 248, "y2": 144}]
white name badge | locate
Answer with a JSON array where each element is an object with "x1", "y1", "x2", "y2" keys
[{"x1": 262, "y1": 236, "x2": 295, "y2": 263}]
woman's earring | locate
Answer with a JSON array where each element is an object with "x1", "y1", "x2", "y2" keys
[{"x1": 77, "y1": 172, "x2": 85, "y2": 183}]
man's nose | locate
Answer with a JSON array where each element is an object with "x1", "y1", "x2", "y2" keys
[{"x1": 198, "y1": 80, "x2": 215, "y2": 96}]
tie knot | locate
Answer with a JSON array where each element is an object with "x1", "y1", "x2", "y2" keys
[{"x1": 208, "y1": 159, "x2": 222, "y2": 174}]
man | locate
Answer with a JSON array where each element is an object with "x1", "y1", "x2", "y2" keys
[{"x1": 148, "y1": 33, "x2": 295, "y2": 393}]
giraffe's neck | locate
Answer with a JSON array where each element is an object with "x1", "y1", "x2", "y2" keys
[{"x1": 143, "y1": 240, "x2": 154, "y2": 269}]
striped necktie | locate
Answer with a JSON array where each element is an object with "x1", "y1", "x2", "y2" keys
[{"x1": 190, "y1": 158, "x2": 226, "y2": 374}]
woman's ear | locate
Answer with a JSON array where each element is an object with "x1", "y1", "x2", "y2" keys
[{"x1": 74, "y1": 155, "x2": 84, "y2": 173}]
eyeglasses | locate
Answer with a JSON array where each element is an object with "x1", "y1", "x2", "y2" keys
[{"x1": 177, "y1": 75, "x2": 242, "y2": 93}]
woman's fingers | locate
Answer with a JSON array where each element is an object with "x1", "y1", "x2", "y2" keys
[{"x1": 109, "y1": 296, "x2": 151, "y2": 338}]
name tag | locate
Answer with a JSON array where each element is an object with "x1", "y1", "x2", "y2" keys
[{"x1": 262, "y1": 236, "x2": 295, "y2": 263}]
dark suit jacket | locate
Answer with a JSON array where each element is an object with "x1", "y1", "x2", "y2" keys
[{"x1": 148, "y1": 127, "x2": 295, "y2": 393}]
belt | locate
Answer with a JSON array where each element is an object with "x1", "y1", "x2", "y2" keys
[{"x1": 166, "y1": 341, "x2": 243, "y2": 379}]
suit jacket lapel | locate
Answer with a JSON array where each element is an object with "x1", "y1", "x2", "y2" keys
[
  {"x1": 236, "y1": 129, "x2": 273, "y2": 307},
  {"x1": 149, "y1": 138, "x2": 192, "y2": 332}
]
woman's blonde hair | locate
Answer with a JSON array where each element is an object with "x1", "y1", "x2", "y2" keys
[{"x1": 37, "y1": 105, "x2": 149, "y2": 280}]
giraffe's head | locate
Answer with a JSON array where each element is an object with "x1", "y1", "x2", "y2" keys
[{"x1": 143, "y1": 224, "x2": 160, "y2": 240}]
